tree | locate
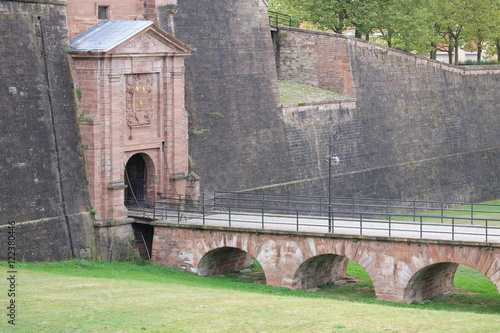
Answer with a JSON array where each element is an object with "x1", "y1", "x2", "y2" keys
[
  {"x1": 270, "y1": 0, "x2": 439, "y2": 53},
  {"x1": 269, "y1": 0, "x2": 379, "y2": 35},
  {"x1": 463, "y1": 0, "x2": 500, "y2": 61},
  {"x1": 269, "y1": 0, "x2": 500, "y2": 62},
  {"x1": 373, "y1": 0, "x2": 438, "y2": 54}
]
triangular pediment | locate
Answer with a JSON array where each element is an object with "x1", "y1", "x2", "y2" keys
[
  {"x1": 69, "y1": 21, "x2": 192, "y2": 55},
  {"x1": 114, "y1": 28, "x2": 192, "y2": 55}
]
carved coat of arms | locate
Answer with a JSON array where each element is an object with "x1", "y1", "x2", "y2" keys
[{"x1": 126, "y1": 74, "x2": 154, "y2": 127}]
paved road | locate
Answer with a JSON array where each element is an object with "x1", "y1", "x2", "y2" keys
[{"x1": 151, "y1": 210, "x2": 500, "y2": 244}]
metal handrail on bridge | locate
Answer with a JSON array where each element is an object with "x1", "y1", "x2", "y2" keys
[
  {"x1": 212, "y1": 191, "x2": 499, "y2": 221},
  {"x1": 268, "y1": 10, "x2": 292, "y2": 28},
  {"x1": 151, "y1": 192, "x2": 500, "y2": 243}
]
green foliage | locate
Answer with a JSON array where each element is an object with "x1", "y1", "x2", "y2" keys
[
  {"x1": 75, "y1": 88, "x2": 82, "y2": 101},
  {"x1": 389, "y1": 199, "x2": 500, "y2": 226},
  {"x1": 189, "y1": 128, "x2": 210, "y2": 136},
  {"x1": 269, "y1": 0, "x2": 500, "y2": 61},
  {"x1": 459, "y1": 59, "x2": 500, "y2": 65}
]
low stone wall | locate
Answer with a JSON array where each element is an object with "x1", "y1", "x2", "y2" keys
[{"x1": 277, "y1": 28, "x2": 355, "y2": 97}]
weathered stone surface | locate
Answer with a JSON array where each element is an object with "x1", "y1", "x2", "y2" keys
[
  {"x1": 0, "y1": 0, "x2": 94, "y2": 261},
  {"x1": 161, "y1": 6, "x2": 498, "y2": 204},
  {"x1": 66, "y1": 0, "x2": 157, "y2": 39},
  {"x1": 1, "y1": 0, "x2": 499, "y2": 263},
  {"x1": 152, "y1": 223, "x2": 500, "y2": 303},
  {"x1": 277, "y1": 28, "x2": 500, "y2": 203},
  {"x1": 70, "y1": 22, "x2": 193, "y2": 220},
  {"x1": 94, "y1": 220, "x2": 140, "y2": 261},
  {"x1": 158, "y1": 0, "x2": 291, "y2": 193}
]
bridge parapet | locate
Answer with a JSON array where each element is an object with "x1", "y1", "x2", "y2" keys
[
  {"x1": 145, "y1": 192, "x2": 500, "y2": 243},
  {"x1": 151, "y1": 222, "x2": 500, "y2": 303}
]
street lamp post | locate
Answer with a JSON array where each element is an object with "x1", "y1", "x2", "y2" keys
[{"x1": 325, "y1": 123, "x2": 341, "y2": 232}]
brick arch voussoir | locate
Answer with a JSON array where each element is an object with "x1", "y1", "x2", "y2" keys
[
  {"x1": 411, "y1": 245, "x2": 497, "y2": 283},
  {"x1": 350, "y1": 245, "x2": 386, "y2": 299},
  {"x1": 487, "y1": 254, "x2": 500, "y2": 293},
  {"x1": 286, "y1": 237, "x2": 365, "y2": 290},
  {"x1": 402, "y1": 244, "x2": 500, "y2": 303},
  {"x1": 294, "y1": 237, "x2": 358, "y2": 262},
  {"x1": 193, "y1": 231, "x2": 266, "y2": 278}
]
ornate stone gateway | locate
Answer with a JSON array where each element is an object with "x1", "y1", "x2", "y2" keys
[{"x1": 70, "y1": 21, "x2": 197, "y2": 221}]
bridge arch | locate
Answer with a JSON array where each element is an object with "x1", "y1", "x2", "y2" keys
[
  {"x1": 286, "y1": 240, "x2": 378, "y2": 295},
  {"x1": 404, "y1": 262, "x2": 459, "y2": 303},
  {"x1": 197, "y1": 246, "x2": 257, "y2": 278},
  {"x1": 291, "y1": 254, "x2": 349, "y2": 290},
  {"x1": 151, "y1": 226, "x2": 500, "y2": 303},
  {"x1": 404, "y1": 261, "x2": 500, "y2": 303}
]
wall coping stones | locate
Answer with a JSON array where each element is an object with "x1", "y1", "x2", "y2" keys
[
  {"x1": 281, "y1": 27, "x2": 500, "y2": 76},
  {"x1": 460, "y1": 65, "x2": 500, "y2": 71}
]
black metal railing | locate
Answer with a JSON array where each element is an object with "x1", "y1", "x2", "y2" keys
[
  {"x1": 211, "y1": 192, "x2": 500, "y2": 221},
  {"x1": 149, "y1": 192, "x2": 500, "y2": 243},
  {"x1": 268, "y1": 11, "x2": 292, "y2": 28}
]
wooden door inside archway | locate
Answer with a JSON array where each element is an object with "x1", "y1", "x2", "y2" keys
[{"x1": 125, "y1": 154, "x2": 147, "y2": 207}]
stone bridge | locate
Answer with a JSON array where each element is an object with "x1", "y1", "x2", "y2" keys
[{"x1": 151, "y1": 222, "x2": 500, "y2": 303}]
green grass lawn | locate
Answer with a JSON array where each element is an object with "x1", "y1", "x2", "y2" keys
[
  {"x1": 5, "y1": 260, "x2": 499, "y2": 332},
  {"x1": 278, "y1": 80, "x2": 351, "y2": 105},
  {"x1": 390, "y1": 200, "x2": 500, "y2": 226}
]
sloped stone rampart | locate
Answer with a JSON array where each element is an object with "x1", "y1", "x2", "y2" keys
[
  {"x1": 157, "y1": 0, "x2": 291, "y2": 193},
  {"x1": 0, "y1": 0, "x2": 94, "y2": 261},
  {"x1": 276, "y1": 28, "x2": 500, "y2": 202}
]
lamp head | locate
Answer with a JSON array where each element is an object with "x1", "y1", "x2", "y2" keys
[{"x1": 330, "y1": 154, "x2": 340, "y2": 166}]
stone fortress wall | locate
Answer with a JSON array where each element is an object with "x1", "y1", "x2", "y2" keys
[
  {"x1": 160, "y1": 1, "x2": 499, "y2": 203},
  {"x1": 276, "y1": 28, "x2": 500, "y2": 202},
  {"x1": 0, "y1": 0, "x2": 95, "y2": 261},
  {"x1": 158, "y1": 0, "x2": 292, "y2": 193},
  {"x1": 0, "y1": 0, "x2": 498, "y2": 261}
]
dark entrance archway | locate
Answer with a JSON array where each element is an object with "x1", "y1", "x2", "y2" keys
[{"x1": 125, "y1": 154, "x2": 147, "y2": 206}]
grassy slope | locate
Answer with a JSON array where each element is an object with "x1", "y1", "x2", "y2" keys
[
  {"x1": 392, "y1": 200, "x2": 500, "y2": 226},
  {"x1": 8, "y1": 260, "x2": 500, "y2": 333},
  {"x1": 278, "y1": 80, "x2": 351, "y2": 105}
]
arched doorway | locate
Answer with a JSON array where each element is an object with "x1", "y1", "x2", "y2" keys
[{"x1": 125, "y1": 154, "x2": 148, "y2": 207}]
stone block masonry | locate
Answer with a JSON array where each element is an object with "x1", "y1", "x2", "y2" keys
[
  {"x1": 0, "y1": 0, "x2": 95, "y2": 261},
  {"x1": 276, "y1": 27, "x2": 500, "y2": 203},
  {"x1": 70, "y1": 22, "x2": 193, "y2": 222},
  {"x1": 158, "y1": 0, "x2": 292, "y2": 193},
  {"x1": 1, "y1": 0, "x2": 498, "y2": 262},
  {"x1": 66, "y1": 0, "x2": 158, "y2": 39},
  {"x1": 152, "y1": 223, "x2": 500, "y2": 303},
  {"x1": 159, "y1": 4, "x2": 498, "y2": 203},
  {"x1": 277, "y1": 28, "x2": 355, "y2": 98}
]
